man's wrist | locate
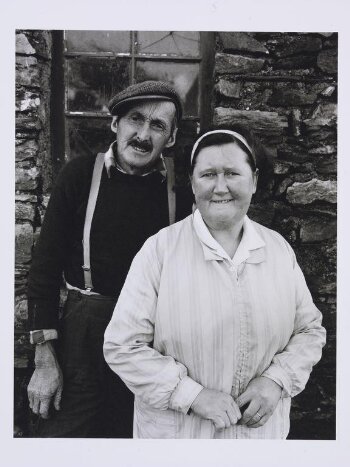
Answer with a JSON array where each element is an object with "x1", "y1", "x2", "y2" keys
[{"x1": 30, "y1": 329, "x2": 58, "y2": 345}]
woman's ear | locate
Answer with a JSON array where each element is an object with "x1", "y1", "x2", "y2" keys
[{"x1": 252, "y1": 168, "x2": 259, "y2": 193}]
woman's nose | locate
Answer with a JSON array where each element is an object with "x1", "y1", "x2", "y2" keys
[{"x1": 213, "y1": 173, "x2": 229, "y2": 193}]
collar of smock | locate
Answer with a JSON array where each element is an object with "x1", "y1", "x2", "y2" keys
[
  {"x1": 192, "y1": 209, "x2": 266, "y2": 265},
  {"x1": 103, "y1": 142, "x2": 167, "y2": 178}
]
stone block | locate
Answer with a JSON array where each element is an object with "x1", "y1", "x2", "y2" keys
[
  {"x1": 214, "y1": 107, "x2": 288, "y2": 135},
  {"x1": 317, "y1": 49, "x2": 337, "y2": 74},
  {"x1": 304, "y1": 103, "x2": 337, "y2": 132},
  {"x1": 275, "y1": 177, "x2": 293, "y2": 197},
  {"x1": 248, "y1": 203, "x2": 275, "y2": 227},
  {"x1": 215, "y1": 53, "x2": 265, "y2": 74},
  {"x1": 16, "y1": 56, "x2": 40, "y2": 87},
  {"x1": 291, "y1": 109, "x2": 302, "y2": 137},
  {"x1": 273, "y1": 35, "x2": 322, "y2": 58},
  {"x1": 273, "y1": 160, "x2": 294, "y2": 175},
  {"x1": 15, "y1": 91, "x2": 40, "y2": 112},
  {"x1": 15, "y1": 194, "x2": 37, "y2": 202},
  {"x1": 215, "y1": 79, "x2": 242, "y2": 98},
  {"x1": 309, "y1": 145, "x2": 336, "y2": 155},
  {"x1": 219, "y1": 32, "x2": 269, "y2": 54},
  {"x1": 16, "y1": 116, "x2": 41, "y2": 132},
  {"x1": 268, "y1": 87, "x2": 317, "y2": 107},
  {"x1": 15, "y1": 295, "x2": 29, "y2": 329},
  {"x1": 300, "y1": 218, "x2": 336, "y2": 243},
  {"x1": 15, "y1": 223, "x2": 33, "y2": 264},
  {"x1": 273, "y1": 54, "x2": 316, "y2": 70},
  {"x1": 286, "y1": 178, "x2": 337, "y2": 204},
  {"x1": 15, "y1": 166, "x2": 40, "y2": 191},
  {"x1": 316, "y1": 156, "x2": 337, "y2": 175},
  {"x1": 15, "y1": 139, "x2": 39, "y2": 161},
  {"x1": 15, "y1": 202, "x2": 36, "y2": 222},
  {"x1": 16, "y1": 33, "x2": 35, "y2": 55},
  {"x1": 274, "y1": 216, "x2": 300, "y2": 244}
]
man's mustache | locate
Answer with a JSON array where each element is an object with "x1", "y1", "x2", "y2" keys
[{"x1": 128, "y1": 138, "x2": 153, "y2": 152}]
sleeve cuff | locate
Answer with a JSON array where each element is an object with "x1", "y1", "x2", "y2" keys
[
  {"x1": 30, "y1": 329, "x2": 58, "y2": 345},
  {"x1": 169, "y1": 376, "x2": 204, "y2": 414},
  {"x1": 261, "y1": 364, "x2": 292, "y2": 398}
]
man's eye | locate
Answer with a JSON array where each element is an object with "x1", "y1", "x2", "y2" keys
[
  {"x1": 152, "y1": 122, "x2": 165, "y2": 130},
  {"x1": 202, "y1": 173, "x2": 215, "y2": 178},
  {"x1": 225, "y1": 171, "x2": 238, "y2": 176}
]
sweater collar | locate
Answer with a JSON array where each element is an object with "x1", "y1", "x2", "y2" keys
[{"x1": 104, "y1": 142, "x2": 166, "y2": 179}]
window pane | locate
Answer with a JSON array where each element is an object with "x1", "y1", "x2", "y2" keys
[
  {"x1": 66, "y1": 57, "x2": 130, "y2": 112},
  {"x1": 65, "y1": 30, "x2": 131, "y2": 53},
  {"x1": 66, "y1": 117, "x2": 114, "y2": 159},
  {"x1": 136, "y1": 61, "x2": 199, "y2": 117},
  {"x1": 137, "y1": 31, "x2": 200, "y2": 57}
]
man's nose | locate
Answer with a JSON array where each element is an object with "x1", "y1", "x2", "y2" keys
[
  {"x1": 213, "y1": 173, "x2": 229, "y2": 193},
  {"x1": 137, "y1": 123, "x2": 151, "y2": 141}
]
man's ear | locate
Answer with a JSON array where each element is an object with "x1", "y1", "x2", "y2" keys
[
  {"x1": 165, "y1": 126, "x2": 178, "y2": 148},
  {"x1": 111, "y1": 116, "x2": 118, "y2": 134}
]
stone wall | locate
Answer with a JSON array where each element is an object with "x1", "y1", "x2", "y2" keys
[
  {"x1": 15, "y1": 30, "x2": 53, "y2": 436},
  {"x1": 212, "y1": 32, "x2": 337, "y2": 439},
  {"x1": 14, "y1": 30, "x2": 336, "y2": 439}
]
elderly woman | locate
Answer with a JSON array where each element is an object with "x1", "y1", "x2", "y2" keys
[{"x1": 103, "y1": 127, "x2": 326, "y2": 439}]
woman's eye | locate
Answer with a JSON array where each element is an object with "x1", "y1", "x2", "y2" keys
[
  {"x1": 225, "y1": 171, "x2": 238, "y2": 176},
  {"x1": 202, "y1": 173, "x2": 215, "y2": 178}
]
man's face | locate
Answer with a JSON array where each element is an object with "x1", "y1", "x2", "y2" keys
[{"x1": 111, "y1": 100, "x2": 177, "y2": 175}]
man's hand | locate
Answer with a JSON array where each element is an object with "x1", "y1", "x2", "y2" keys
[
  {"x1": 27, "y1": 341, "x2": 63, "y2": 419},
  {"x1": 235, "y1": 376, "x2": 282, "y2": 428},
  {"x1": 190, "y1": 388, "x2": 241, "y2": 431}
]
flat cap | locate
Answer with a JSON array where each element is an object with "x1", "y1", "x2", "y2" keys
[{"x1": 108, "y1": 80, "x2": 182, "y2": 120}]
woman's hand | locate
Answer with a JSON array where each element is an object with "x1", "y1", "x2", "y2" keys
[
  {"x1": 235, "y1": 376, "x2": 282, "y2": 428},
  {"x1": 190, "y1": 388, "x2": 241, "y2": 431}
]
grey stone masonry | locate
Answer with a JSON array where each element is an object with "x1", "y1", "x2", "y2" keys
[{"x1": 213, "y1": 31, "x2": 337, "y2": 439}]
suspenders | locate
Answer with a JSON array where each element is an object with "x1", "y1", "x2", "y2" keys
[{"x1": 82, "y1": 153, "x2": 176, "y2": 291}]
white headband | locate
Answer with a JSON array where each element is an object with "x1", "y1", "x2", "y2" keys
[{"x1": 190, "y1": 130, "x2": 254, "y2": 165}]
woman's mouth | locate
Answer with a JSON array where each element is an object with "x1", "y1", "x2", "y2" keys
[{"x1": 211, "y1": 199, "x2": 233, "y2": 204}]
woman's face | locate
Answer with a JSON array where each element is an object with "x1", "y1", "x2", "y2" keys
[{"x1": 191, "y1": 142, "x2": 258, "y2": 231}]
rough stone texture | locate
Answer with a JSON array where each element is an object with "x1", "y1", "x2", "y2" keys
[
  {"x1": 15, "y1": 224, "x2": 33, "y2": 264},
  {"x1": 317, "y1": 48, "x2": 337, "y2": 74},
  {"x1": 15, "y1": 91, "x2": 40, "y2": 112},
  {"x1": 219, "y1": 32, "x2": 269, "y2": 54},
  {"x1": 309, "y1": 144, "x2": 336, "y2": 155},
  {"x1": 304, "y1": 103, "x2": 337, "y2": 133},
  {"x1": 15, "y1": 202, "x2": 36, "y2": 222},
  {"x1": 15, "y1": 30, "x2": 53, "y2": 435},
  {"x1": 15, "y1": 166, "x2": 40, "y2": 191},
  {"x1": 15, "y1": 139, "x2": 39, "y2": 161},
  {"x1": 15, "y1": 296, "x2": 29, "y2": 330},
  {"x1": 16, "y1": 33, "x2": 36, "y2": 55},
  {"x1": 16, "y1": 56, "x2": 40, "y2": 87},
  {"x1": 272, "y1": 35, "x2": 322, "y2": 58},
  {"x1": 268, "y1": 87, "x2": 318, "y2": 107},
  {"x1": 216, "y1": 53, "x2": 265, "y2": 74},
  {"x1": 300, "y1": 218, "x2": 337, "y2": 243},
  {"x1": 214, "y1": 107, "x2": 288, "y2": 135},
  {"x1": 215, "y1": 79, "x2": 242, "y2": 98},
  {"x1": 286, "y1": 179, "x2": 337, "y2": 204}
]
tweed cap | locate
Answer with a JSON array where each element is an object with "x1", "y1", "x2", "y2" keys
[{"x1": 108, "y1": 80, "x2": 182, "y2": 120}]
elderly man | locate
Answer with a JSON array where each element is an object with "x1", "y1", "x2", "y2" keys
[{"x1": 27, "y1": 81, "x2": 191, "y2": 438}]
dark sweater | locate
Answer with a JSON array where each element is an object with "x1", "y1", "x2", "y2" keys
[{"x1": 28, "y1": 153, "x2": 192, "y2": 330}]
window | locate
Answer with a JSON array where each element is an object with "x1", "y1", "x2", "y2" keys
[{"x1": 53, "y1": 31, "x2": 214, "y2": 181}]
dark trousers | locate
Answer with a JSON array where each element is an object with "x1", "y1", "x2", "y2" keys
[{"x1": 32, "y1": 290, "x2": 134, "y2": 438}]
